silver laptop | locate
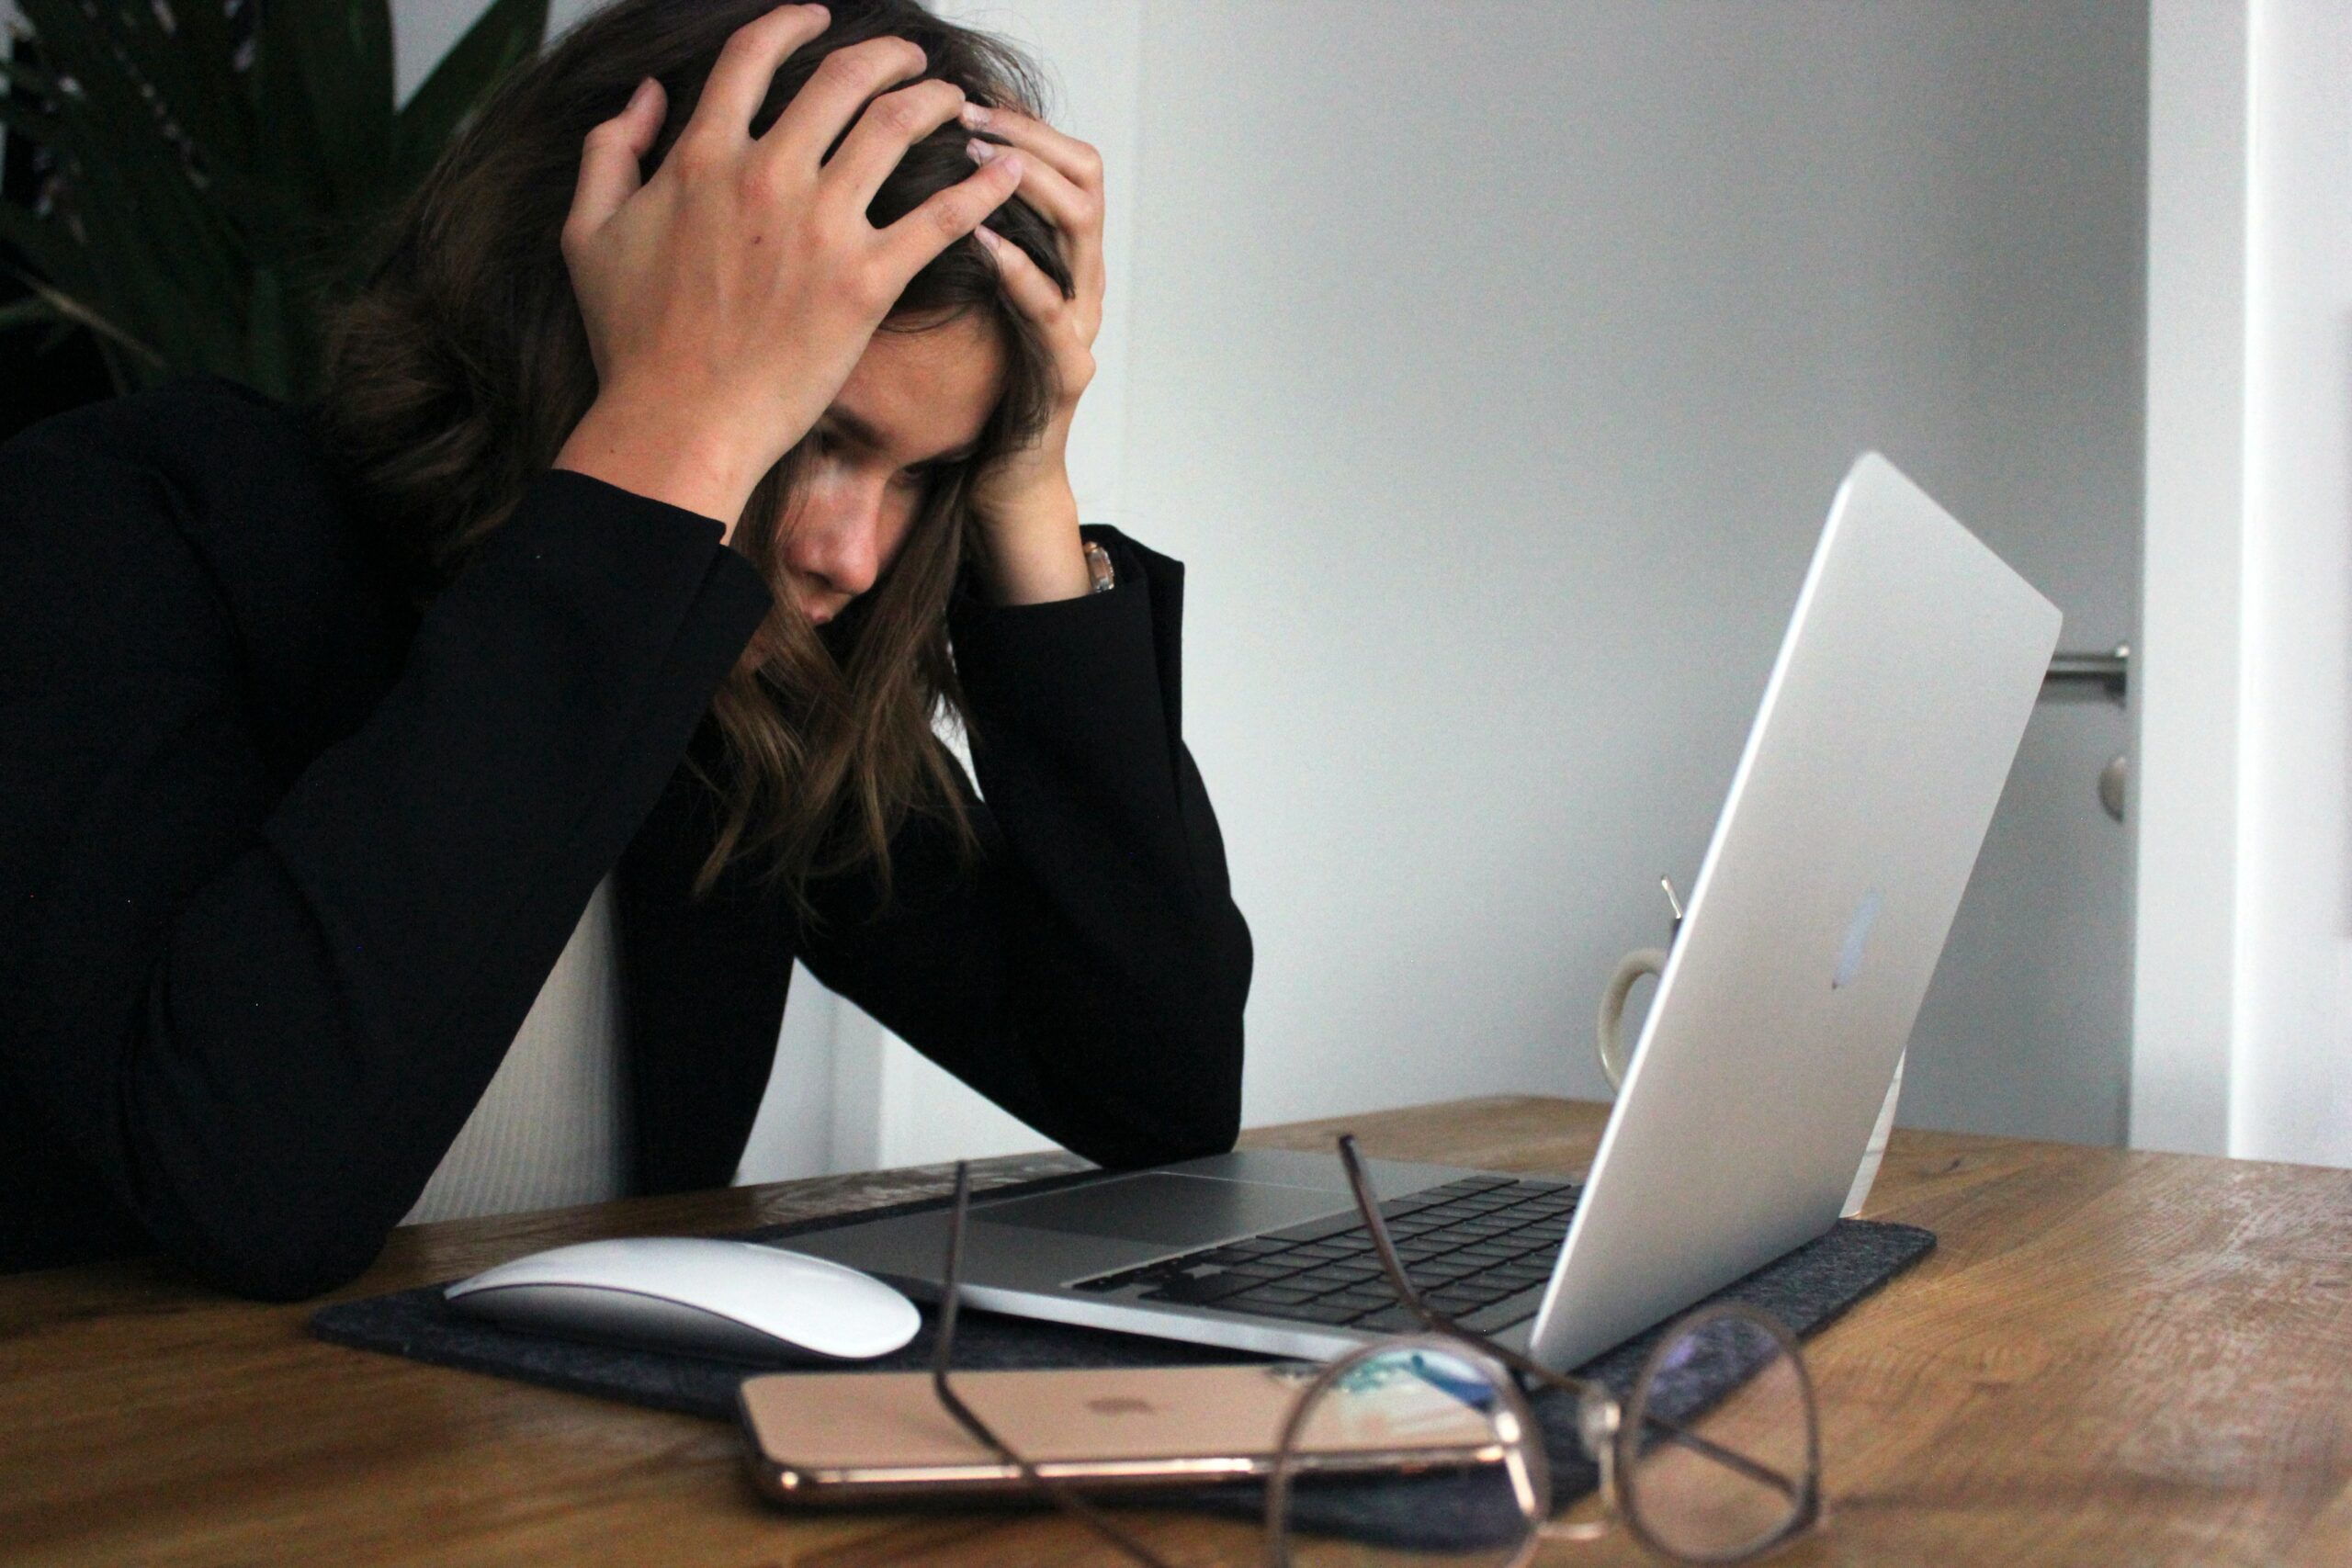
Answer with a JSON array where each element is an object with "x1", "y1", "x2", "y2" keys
[{"x1": 796, "y1": 452, "x2": 2062, "y2": 1372}]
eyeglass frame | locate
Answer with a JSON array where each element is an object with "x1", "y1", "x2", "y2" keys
[{"x1": 922, "y1": 1136, "x2": 1823, "y2": 1567}]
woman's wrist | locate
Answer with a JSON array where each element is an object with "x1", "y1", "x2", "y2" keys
[
  {"x1": 552, "y1": 397, "x2": 771, "y2": 540},
  {"x1": 977, "y1": 474, "x2": 1092, "y2": 605}
]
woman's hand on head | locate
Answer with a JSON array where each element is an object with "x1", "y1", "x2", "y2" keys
[
  {"x1": 961, "y1": 104, "x2": 1109, "y2": 604},
  {"x1": 551, "y1": 4, "x2": 1024, "y2": 535}
]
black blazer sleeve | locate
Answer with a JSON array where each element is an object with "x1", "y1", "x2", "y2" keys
[
  {"x1": 794, "y1": 527, "x2": 1253, "y2": 1169},
  {"x1": 0, "y1": 428, "x2": 770, "y2": 1299}
]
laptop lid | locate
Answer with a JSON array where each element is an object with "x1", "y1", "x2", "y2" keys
[{"x1": 1525, "y1": 452, "x2": 2061, "y2": 1371}]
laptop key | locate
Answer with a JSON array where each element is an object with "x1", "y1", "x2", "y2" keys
[
  {"x1": 1350, "y1": 1304, "x2": 1425, "y2": 1333},
  {"x1": 1263, "y1": 1213, "x2": 1368, "y2": 1246},
  {"x1": 1264, "y1": 1300, "x2": 1365, "y2": 1325},
  {"x1": 1320, "y1": 1264, "x2": 1386, "y2": 1285},
  {"x1": 1326, "y1": 1287, "x2": 1396, "y2": 1311},
  {"x1": 1220, "y1": 1283, "x2": 1320, "y2": 1309},
  {"x1": 1377, "y1": 1191, "x2": 1459, "y2": 1221},
  {"x1": 1459, "y1": 1288, "x2": 1547, "y2": 1336},
  {"x1": 1289, "y1": 1269, "x2": 1379, "y2": 1294},
  {"x1": 1139, "y1": 1274, "x2": 1259, "y2": 1305},
  {"x1": 1453, "y1": 1195, "x2": 1521, "y2": 1215}
]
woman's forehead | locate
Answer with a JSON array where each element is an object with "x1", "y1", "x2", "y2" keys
[{"x1": 824, "y1": 316, "x2": 1006, "y2": 464}]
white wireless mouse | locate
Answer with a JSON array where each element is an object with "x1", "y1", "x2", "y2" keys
[{"x1": 444, "y1": 1237, "x2": 922, "y2": 1362}]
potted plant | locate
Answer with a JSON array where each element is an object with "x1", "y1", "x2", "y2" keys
[{"x1": 0, "y1": 0, "x2": 547, "y2": 404}]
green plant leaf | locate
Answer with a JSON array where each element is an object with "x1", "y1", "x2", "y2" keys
[
  {"x1": 92, "y1": 0, "x2": 254, "y2": 176},
  {"x1": 393, "y1": 0, "x2": 547, "y2": 186},
  {"x1": 0, "y1": 201, "x2": 89, "y2": 297},
  {"x1": 243, "y1": 3, "x2": 328, "y2": 218},
  {"x1": 9, "y1": 2, "x2": 249, "y2": 336},
  {"x1": 47, "y1": 88, "x2": 249, "y2": 354},
  {"x1": 157, "y1": 3, "x2": 252, "y2": 160},
  {"x1": 245, "y1": 260, "x2": 292, "y2": 400},
  {"x1": 0, "y1": 259, "x2": 163, "y2": 369},
  {"x1": 5, "y1": 0, "x2": 537, "y2": 399},
  {"x1": 0, "y1": 292, "x2": 62, "y2": 333},
  {"x1": 0, "y1": 53, "x2": 65, "y2": 103},
  {"x1": 254, "y1": 0, "x2": 396, "y2": 216},
  {"x1": 0, "y1": 86, "x2": 62, "y2": 163}
]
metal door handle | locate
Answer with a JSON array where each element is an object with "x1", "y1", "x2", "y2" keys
[{"x1": 2044, "y1": 643, "x2": 2129, "y2": 701}]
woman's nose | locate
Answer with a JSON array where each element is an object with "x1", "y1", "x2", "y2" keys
[{"x1": 792, "y1": 479, "x2": 887, "y2": 599}]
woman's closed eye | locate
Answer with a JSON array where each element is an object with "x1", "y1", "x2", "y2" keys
[
  {"x1": 892, "y1": 457, "x2": 965, "y2": 493},
  {"x1": 807, "y1": 423, "x2": 950, "y2": 491}
]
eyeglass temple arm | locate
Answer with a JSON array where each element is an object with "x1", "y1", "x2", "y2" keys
[
  {"x1": 1333, "y1": 1135, "x2": 1805, "y2": 1504},
  {"x1": 929, "y1": 1163, "x2": 1183, "y2": 1568}
]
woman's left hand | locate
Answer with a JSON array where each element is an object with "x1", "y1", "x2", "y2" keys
[{"x1": 960, "y1": 103, "x2": 1106, "y2": 604}]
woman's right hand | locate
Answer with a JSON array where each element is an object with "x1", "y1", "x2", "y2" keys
[{"x1": 552, "y1": 4, "x2": 1023, "y2": 535}]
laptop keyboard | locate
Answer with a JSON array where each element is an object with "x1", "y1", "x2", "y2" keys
[{"x1": 1069, "y1": 1173, "x2": 1579, "y2": 1336}]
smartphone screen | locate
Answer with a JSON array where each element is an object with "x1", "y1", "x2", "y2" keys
[{"x1": 738, "y1": 1361, "x2": 1502, "y2": 1501}]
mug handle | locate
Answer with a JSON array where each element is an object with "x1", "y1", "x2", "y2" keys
[
  {"x1": 1596, "y1": 947, "x2": 1669, "y2": 1090},
  {"x1": 1595, "y1": 946, "x2": 1908, "y2": 1216}
]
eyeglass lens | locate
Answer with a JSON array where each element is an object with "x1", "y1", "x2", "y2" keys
[
  {"x1": 1269, "y1": 1337, "x2": 1545, "y2": 1568},
  {"x1": 1618, "y1": 1308, "x2": 1817, "y2": 1562}
]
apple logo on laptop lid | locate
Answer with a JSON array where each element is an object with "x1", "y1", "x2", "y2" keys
[{"x1": 1832, "y1": 890, "x2": 1883, "y2": 990}]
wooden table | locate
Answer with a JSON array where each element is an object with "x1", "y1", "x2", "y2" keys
[{"x1": 6, "y1": 1096, "x2": 2351, "y2": 1565}]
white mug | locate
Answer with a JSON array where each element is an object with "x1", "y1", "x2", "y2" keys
[{"x1": 1594, "y1": 945, "x2": 1905, "y2": 1219}]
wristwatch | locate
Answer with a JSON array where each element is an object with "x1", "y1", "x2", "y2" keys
[{"x1": 1083, "y1": 538, "x2": 1116, "y2": 595}]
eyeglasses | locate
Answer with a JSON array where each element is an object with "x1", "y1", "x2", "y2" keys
[{"x1": 928, "y1": 1137, "x2": 1822, "y2": 1566}]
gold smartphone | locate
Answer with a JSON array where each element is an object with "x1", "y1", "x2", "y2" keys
[{"x1": 736, "y1": 1362, "x2": 1500, "y2": 1503}]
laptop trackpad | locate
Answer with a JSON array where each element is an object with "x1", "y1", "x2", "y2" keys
[{"x1": 974, "y1": 1173, "x2": 1348, "y2": 1249}]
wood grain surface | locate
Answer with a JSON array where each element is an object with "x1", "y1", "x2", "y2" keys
[{"x1": 5, "y1": 1096, "x2": 2349, "y2": 1566}]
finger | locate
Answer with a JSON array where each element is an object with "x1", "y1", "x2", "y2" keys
[
  {"x1": 688, "y1": 5, "x2": 831, "y2": 147},
  {"x1": 974, "y1": 224, "x2": 1068, "y2": 325},
  {"x1": 967, "y1": 135, "x2": 1089, "y2": 245},
  {"x1": 824, "y1": 78, "x2": 968, "y2": 211},
  {"x1": 959, "y1": 101, "x2": 1102, "y2": 192},
  {"x1": 873, "y1": 152, "x2": 1023, "y2": 286},
  {"x1": 764, "y1": 34, "x2": 928, "y2": 163},
  {"x1": 565, "y1": 76, "x2": 666, "y2": 244},
  {"x1": 970, "y1": 138, "x2": 1101, "y2": 316}
]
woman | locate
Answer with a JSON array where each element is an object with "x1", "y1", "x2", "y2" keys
[{"x1": 0, "y1": 0, "x2": 1250, "y2": 1298}]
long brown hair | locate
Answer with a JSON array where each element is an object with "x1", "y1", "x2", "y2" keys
[{"x1": 311, "y1": 0, "x2": 1073, "y2": 908}]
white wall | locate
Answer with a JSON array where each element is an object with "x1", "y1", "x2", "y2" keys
[
  {"x1": 2133, "y1": 0, "x2": 2352, "y2": 1168},
  {"x1": 1119, "y1": 0, "x2": 2145, "y2": 1135}
]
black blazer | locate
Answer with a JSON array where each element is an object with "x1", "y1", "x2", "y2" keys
[{"x1": 0, "y1": 377, "x2": 1251, "y2": 1299}]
